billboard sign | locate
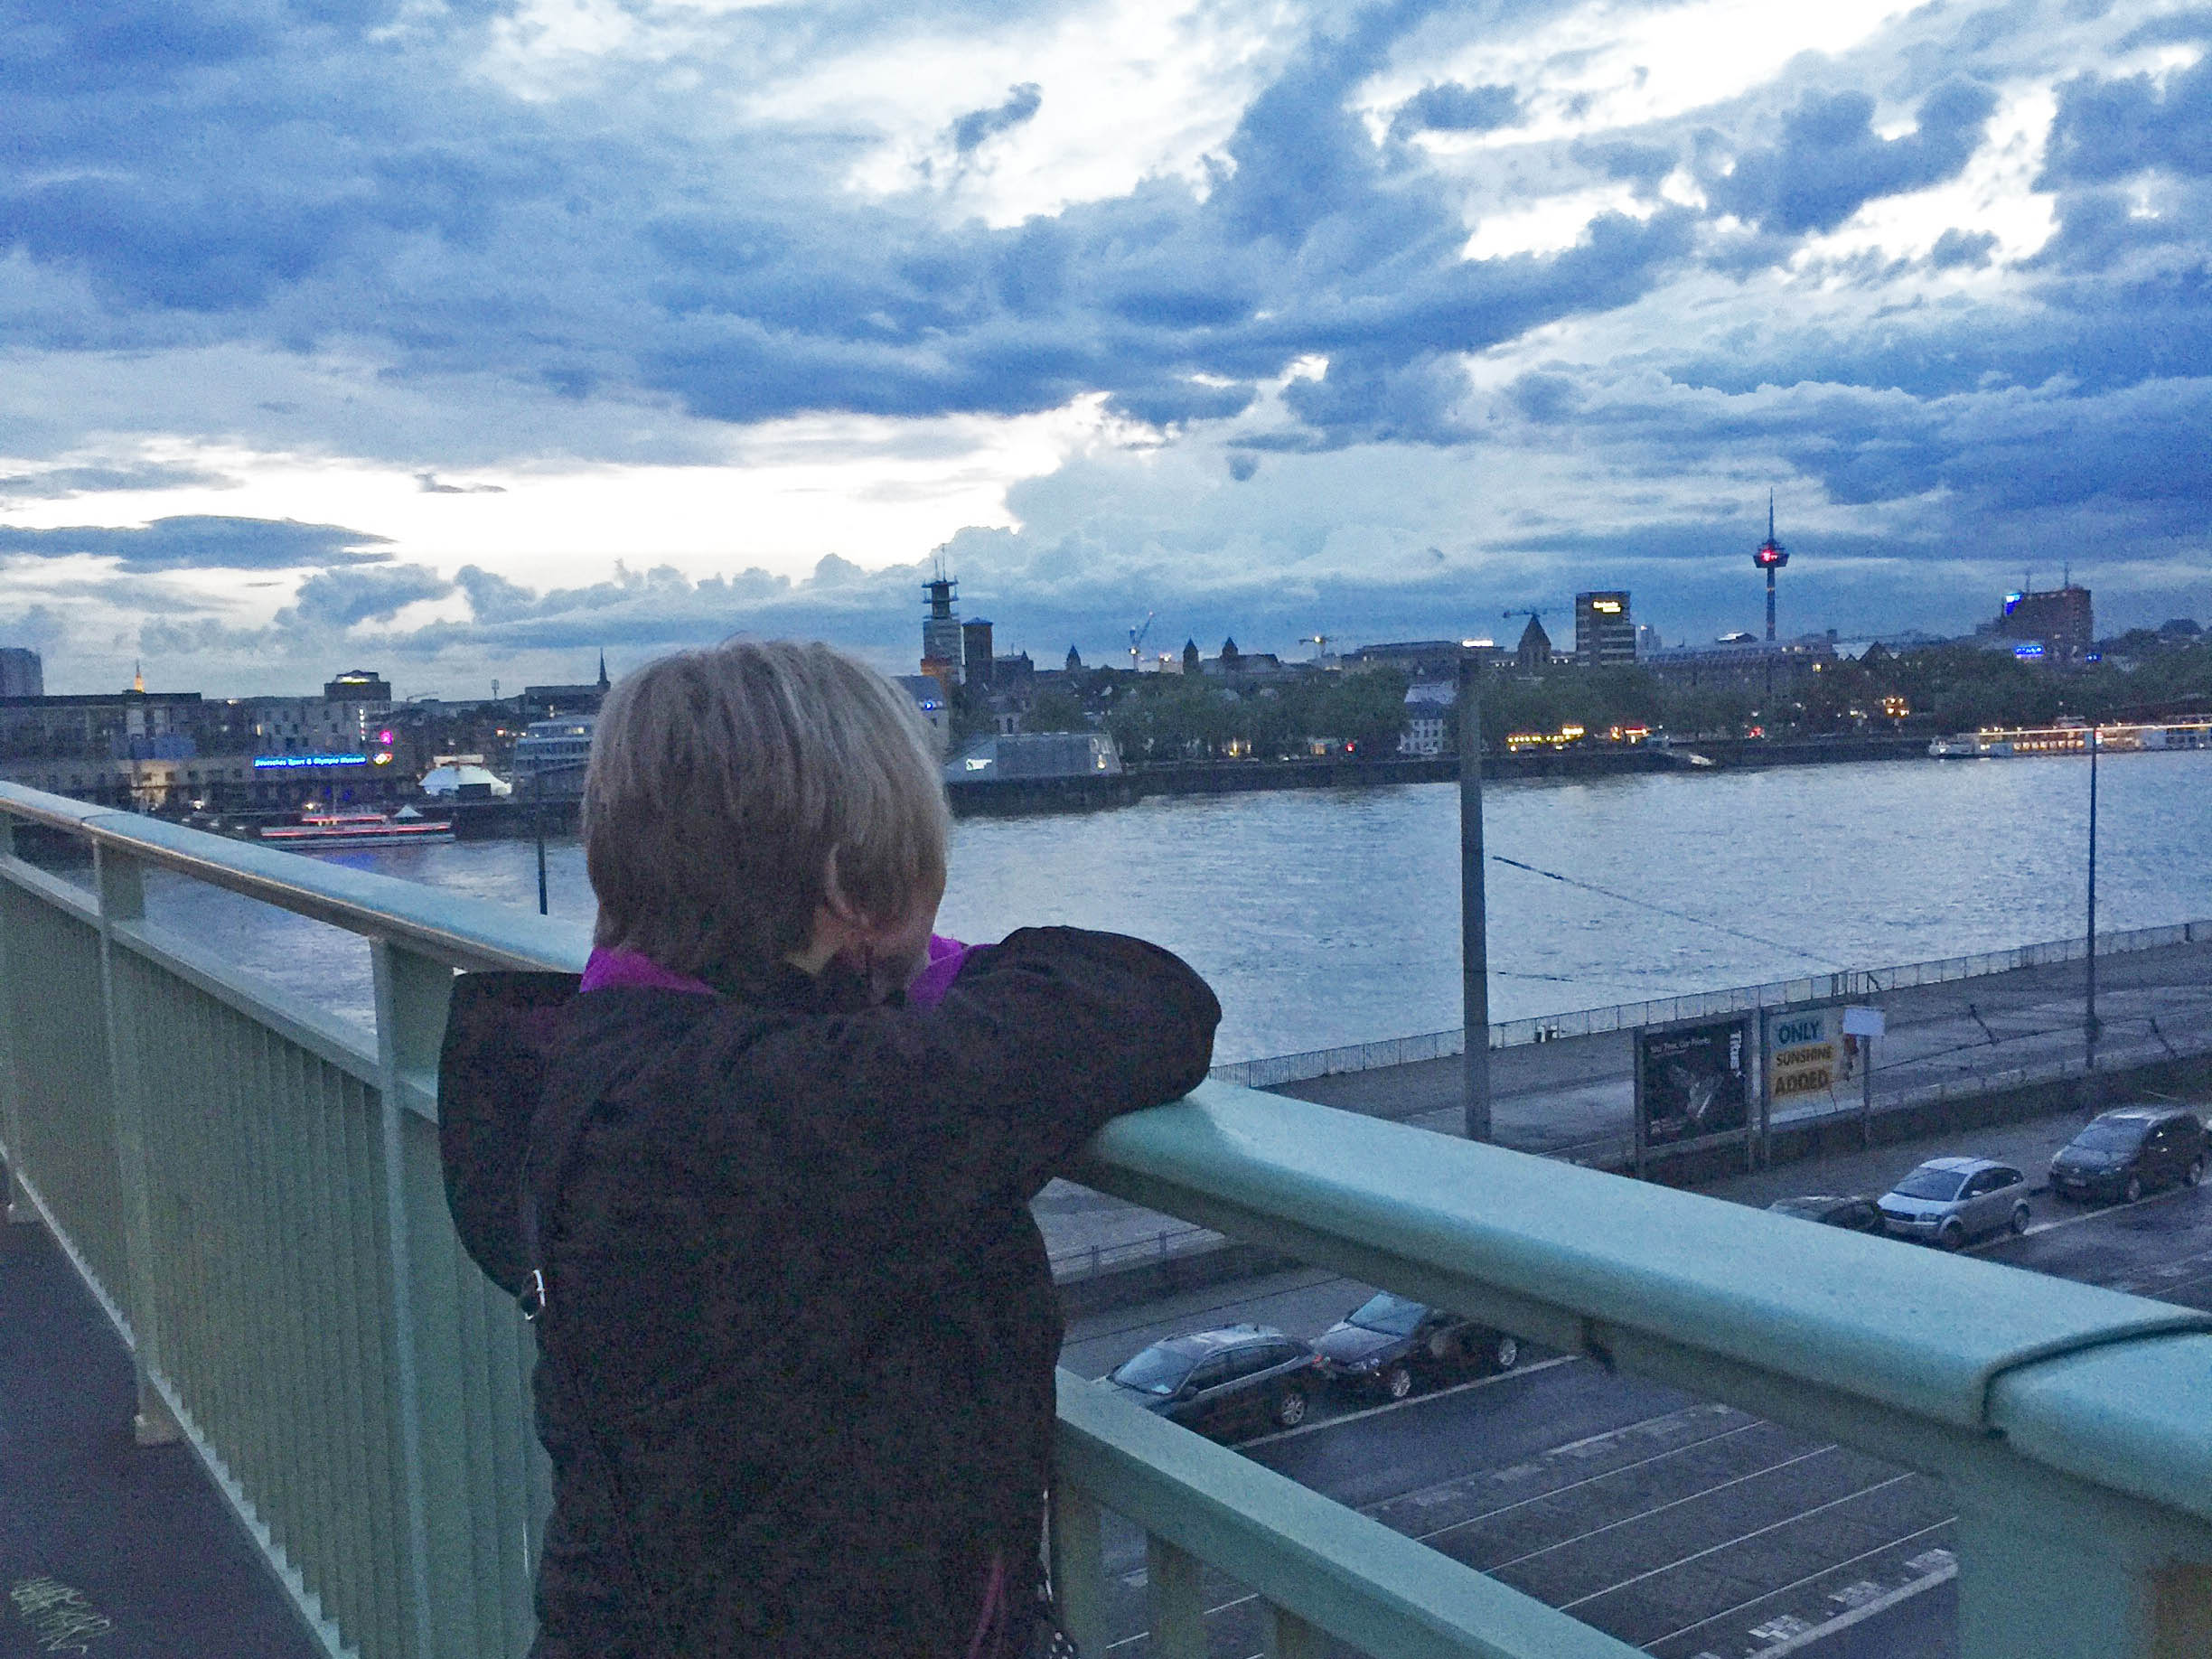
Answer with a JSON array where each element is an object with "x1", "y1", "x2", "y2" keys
[
  {"x1": 1762, "y1": 1006, "x2": 1864, "y2": 1114},
  {"x1": 1636, "y1": 1017, "x2": 1752, "y2": 1153}
]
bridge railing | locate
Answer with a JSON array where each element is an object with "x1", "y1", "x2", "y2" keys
[
  {"x1": 1213, "y1": 916, "x2": 2212, "y2": 1087},
  {"x1": 3, "y1": 781, "x2": 2210, "y2": 1659}
]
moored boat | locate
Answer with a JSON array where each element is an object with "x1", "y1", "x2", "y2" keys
[{"x1": 259, "y1": 808, "x2": 455, "y2": 848}]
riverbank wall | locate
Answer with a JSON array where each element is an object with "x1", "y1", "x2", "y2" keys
[{"x1": 947, "y1": 731, "x2": 1930, "y2": 817}]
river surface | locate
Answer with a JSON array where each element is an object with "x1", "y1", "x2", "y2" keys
[{"x1": 108, "y1": 751, "x2": 2212, "y2": 1063}]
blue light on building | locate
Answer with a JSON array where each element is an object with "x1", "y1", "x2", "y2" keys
[{"x1": 252, "y1": 754, "x2": 370, "y2": 769}]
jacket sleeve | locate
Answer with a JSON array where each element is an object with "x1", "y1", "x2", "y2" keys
[
  {"x1": 435, "y1": 970, "x2": 583, "y2": 1295},
  {"x1": 699, "y1": 926, "x2": 1221, "y2": 1216}
]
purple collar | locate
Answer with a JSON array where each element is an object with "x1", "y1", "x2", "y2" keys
[
  {"x1": 578, "y1": 948, "x2": 717, "y2": 998},
  {"x1": 578, "y1": 935, "x2": 973, "y2": 1006}
]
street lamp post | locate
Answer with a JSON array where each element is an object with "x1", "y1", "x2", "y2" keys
[
  {"x1": 1458, "y1": 650, "x2": 1491, "y2": 1142},
  {"x1": 2085, "y1": 723, "x2": 2100, "y2": 1092},
  {"x1": 531, "y1": 768, "x2": 549, "y2": 917}
]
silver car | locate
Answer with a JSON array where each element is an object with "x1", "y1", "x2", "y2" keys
[{"x1": 1877, "y1": 1157, "x2": 2029, "y2": 1249}]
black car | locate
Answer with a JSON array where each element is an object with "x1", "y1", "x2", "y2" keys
[
  {"x1": 2049, "y1": 1108, "x2": 2209, "y2": 1204},
  {"x1": 1311, "y1": 1293, "x2": 1521, "y2": 1401},
  {"x1": 1098, "y1": 1325, "x2": 1320, "y2": 1437},
  {"x1": 1765, "y1": 1194, "x2": 1887, "y2": 1233}
]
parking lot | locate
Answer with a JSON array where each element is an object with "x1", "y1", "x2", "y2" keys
[{"x1": 1060, "y1": 1112, "x2": 2210, "y2": 1658}]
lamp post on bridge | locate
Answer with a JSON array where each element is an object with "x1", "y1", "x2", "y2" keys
[
  {"x1": 1458, "y1": 648, "x2": 1491, "y2": 1142},
  {"x1": 2085, "y1": 722, "x2": 2100, "y2": 1098}
]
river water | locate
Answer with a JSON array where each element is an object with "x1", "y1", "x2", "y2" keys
[{"x1": 120, "y1": 751, "x2": 2212, "y2": 1063}]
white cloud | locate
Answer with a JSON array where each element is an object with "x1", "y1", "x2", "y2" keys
[
  {"x1": 767, "y1": 0, "x2": 1303, "y2": 224},
  {"x1": 1369, "y1": 0, "x2": 1917, "y2": 147}
]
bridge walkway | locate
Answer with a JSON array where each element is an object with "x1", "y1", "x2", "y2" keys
[{"x1": 2, "y1": 1153, "x2": 323, "y2": 1659}]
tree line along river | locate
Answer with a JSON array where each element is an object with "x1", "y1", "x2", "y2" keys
[{"x1": 105, "y1": 749, "x2": 2212, "y2": 1063}]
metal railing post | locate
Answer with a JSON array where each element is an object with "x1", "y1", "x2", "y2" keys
[
  {"x1": 372, "y1": 940, "x2": 468, "y2": 1659},
  {"x1": 1147, "y1": 1533, "x2": 1206, "y2": 1659},
  {"x1": 94, "y1": 843, "x2": 183, "y2": 1446},
  {"x1": 1954, "y1": 1496, "x2": 2212, "y2": 1659},
  {"x1": 0, "y1": 811, "x2": 34, "y2": 1225},
  {"x1": 1048, "y1": 1483, "x2": 1111, "y2": 1656},
  {"x1": 1264, "y1": 1602, "x2": 1325, "y2": 1659}
]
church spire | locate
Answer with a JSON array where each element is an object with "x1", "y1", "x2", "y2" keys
[{"x1": 596, "y1": 649, "x2": 610, "y2": 691}]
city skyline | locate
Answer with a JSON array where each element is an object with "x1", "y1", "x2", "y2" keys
[{"x1": 3, "y1": 0, "x2": 2210, "y2": 696}]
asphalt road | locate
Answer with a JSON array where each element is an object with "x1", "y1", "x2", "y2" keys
[{"x1": 1061, "y1": 1174, "x2": 2212, "y2": 1658}]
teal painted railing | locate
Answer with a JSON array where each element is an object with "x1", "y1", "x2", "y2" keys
[{"x1": 2, "y1": 780, "x2": 2208, "y2": 1659}]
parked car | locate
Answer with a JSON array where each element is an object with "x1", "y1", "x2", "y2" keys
[
  {"x1": 2049, "y1": 1108, "x2": 2209, "y2": 1204},
  {"x1": 1311, "y1": 1293, "x2": 1522, "y2": 1401},
  {"x1": 1098, "y1": 1325, "x2": 1320, "y2": 1437},
  {"x1": 1765, "y1": 1195, "x2": 1887, "y2": 1233},
  {"x1": 1877, "y1": 1158, "x2": 2029, "y2": 1248}
]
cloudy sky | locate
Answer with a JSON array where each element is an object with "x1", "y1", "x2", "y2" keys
[{"x1": 3, "y1": 0, "x2": 2208, "y2": 696}]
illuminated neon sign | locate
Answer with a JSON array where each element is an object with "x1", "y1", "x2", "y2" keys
[{"x1": 253, "y1": 754, "x2": 370, "y2": 769}]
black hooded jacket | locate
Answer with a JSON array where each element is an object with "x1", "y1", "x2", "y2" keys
[{"x1": 436, "y1": 926, "x2": 1221, "y2": 1657}]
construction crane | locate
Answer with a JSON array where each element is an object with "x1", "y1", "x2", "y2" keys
[{"x1": 1127, "y1": 612, "x2": 1156, "y2": 671}]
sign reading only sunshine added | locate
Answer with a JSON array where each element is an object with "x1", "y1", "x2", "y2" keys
[{"x1": 1761, "y1": 1005, "x2": 1863, "y2": 1111}]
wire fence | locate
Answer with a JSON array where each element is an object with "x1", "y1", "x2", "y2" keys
[{"x1": 1207, "y1": 918, "x2": 2212, "y2": 1090}]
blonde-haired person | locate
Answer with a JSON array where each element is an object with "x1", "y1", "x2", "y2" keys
[{"x1": 438, "y1": 639, "x2": 1221, "y2": 1658}]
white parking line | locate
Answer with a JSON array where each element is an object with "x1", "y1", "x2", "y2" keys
[
  {"x1": 1473, "y1": 1445, "x2": 1842, "y2": 1573},
  {"x1": 1636, "y1": 1518, "x2": 1954, "y2": 1651},
  {"x1": 1744, "y1": 1561, "x2": 1956, "y2": 1656},
  {"x1": 1967, "y1": 1180, "x2": 2198, "y2": 1251},
  {"x1": 1104, "y1": 1409, "x2": 1772, "y2": 1647},
  {"x1": 1407, "y1": 1420, "x2": 1768, "y2": 1545},
  {"x1": 1557, "y1": 1473, "x2": 1917, "y2": 1613},
  {"x1": 1238, "y1": 1354, "x2": 1575, "y2": 1448}
]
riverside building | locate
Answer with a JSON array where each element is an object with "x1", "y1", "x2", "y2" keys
[{"x1": 1573, "y1": 593, "x2": 1636, "y2": 667}]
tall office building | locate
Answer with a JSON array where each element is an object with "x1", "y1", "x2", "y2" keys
[
  {"x1": 0, "y1": 647, "x2": 42, "y2": 698},
  {"x1": 1574, "y1": 593, "x2": 1636, "y2": 667},
  {"x1": 1995, "y1": 584, "x2": 2094, "y2": 661}
]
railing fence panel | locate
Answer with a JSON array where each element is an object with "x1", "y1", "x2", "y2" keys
[{"x1": 0, "y1": 863, "x2": 127, "y2": 1292}]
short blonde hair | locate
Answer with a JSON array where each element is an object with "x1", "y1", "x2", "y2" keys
[{"x1": 584, "y1": 640, "x2": 949, "y2": 982}]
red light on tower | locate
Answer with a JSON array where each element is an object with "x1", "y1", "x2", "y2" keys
[{"x1": 1751, "y1": 492, "x2": 1788, "y2": 642}]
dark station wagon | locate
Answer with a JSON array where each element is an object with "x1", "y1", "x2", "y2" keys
[
  {"x1": 2049, "y1": 1107, "x2": 2209, "y2": 1204},
  {"x1": 1098, "y1": 1325, "x2": 1321, "y2": 1438},
  {"x1": 1765, "y1": 1194, "x2": 1887, "y2": 1233}
]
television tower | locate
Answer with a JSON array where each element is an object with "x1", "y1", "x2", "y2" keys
[{"x1": 1752, "y1": 492, "x2": 1788, "y2": 642}]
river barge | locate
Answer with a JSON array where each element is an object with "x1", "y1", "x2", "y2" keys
[
  {"x1": 259, "y1": 808, "x2": 455, "y2": 848},
  {"x1": 1929, "y1": 719, "x2": 2212, "y2": 758}
]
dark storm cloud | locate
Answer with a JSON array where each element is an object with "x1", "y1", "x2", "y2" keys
[
  {"x1": 2040, "y1": 53, "x2": 2212, "y2": 185},
  {"x1": 1708, "y1": 79, "x2": 1999, "y2": 235},
  {"x1": 0, "y1": 0, "x2": 1694, "y2": 450},
  {"x1": 1929, "y1": 228, "x2": 1997, "y2": 268},
  {"x1": 1390, "y1": 81, "x2": 1521, "y2": 138},
  {"x1": 0, "y1": 515, "x2": 392, "y2": 570},
  {"x1": 0, "y1": 462, "x2": 233, "y2": 499},
  {"x1": 951, "y1": 83, "x2": 1042, "y2": 154},
  {"x1": 290, "y1": 563, "x2": 455, "y2": 625}
]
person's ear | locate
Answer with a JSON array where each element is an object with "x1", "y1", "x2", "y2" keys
[{"x1": 820, "y1": 846, "x2": 867, "y2": 927}]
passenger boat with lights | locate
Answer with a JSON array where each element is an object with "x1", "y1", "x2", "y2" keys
[
  {"x1": 258, "y1": 808, "x2": 455, "y2": 848},
  {"x1": 1928, "y1": 718, "x2": 2212, "y2": 758}
]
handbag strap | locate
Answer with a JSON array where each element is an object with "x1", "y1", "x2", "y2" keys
[{"x1": 518, "y1": 1049, "x2": 681, "y2": 1654}]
